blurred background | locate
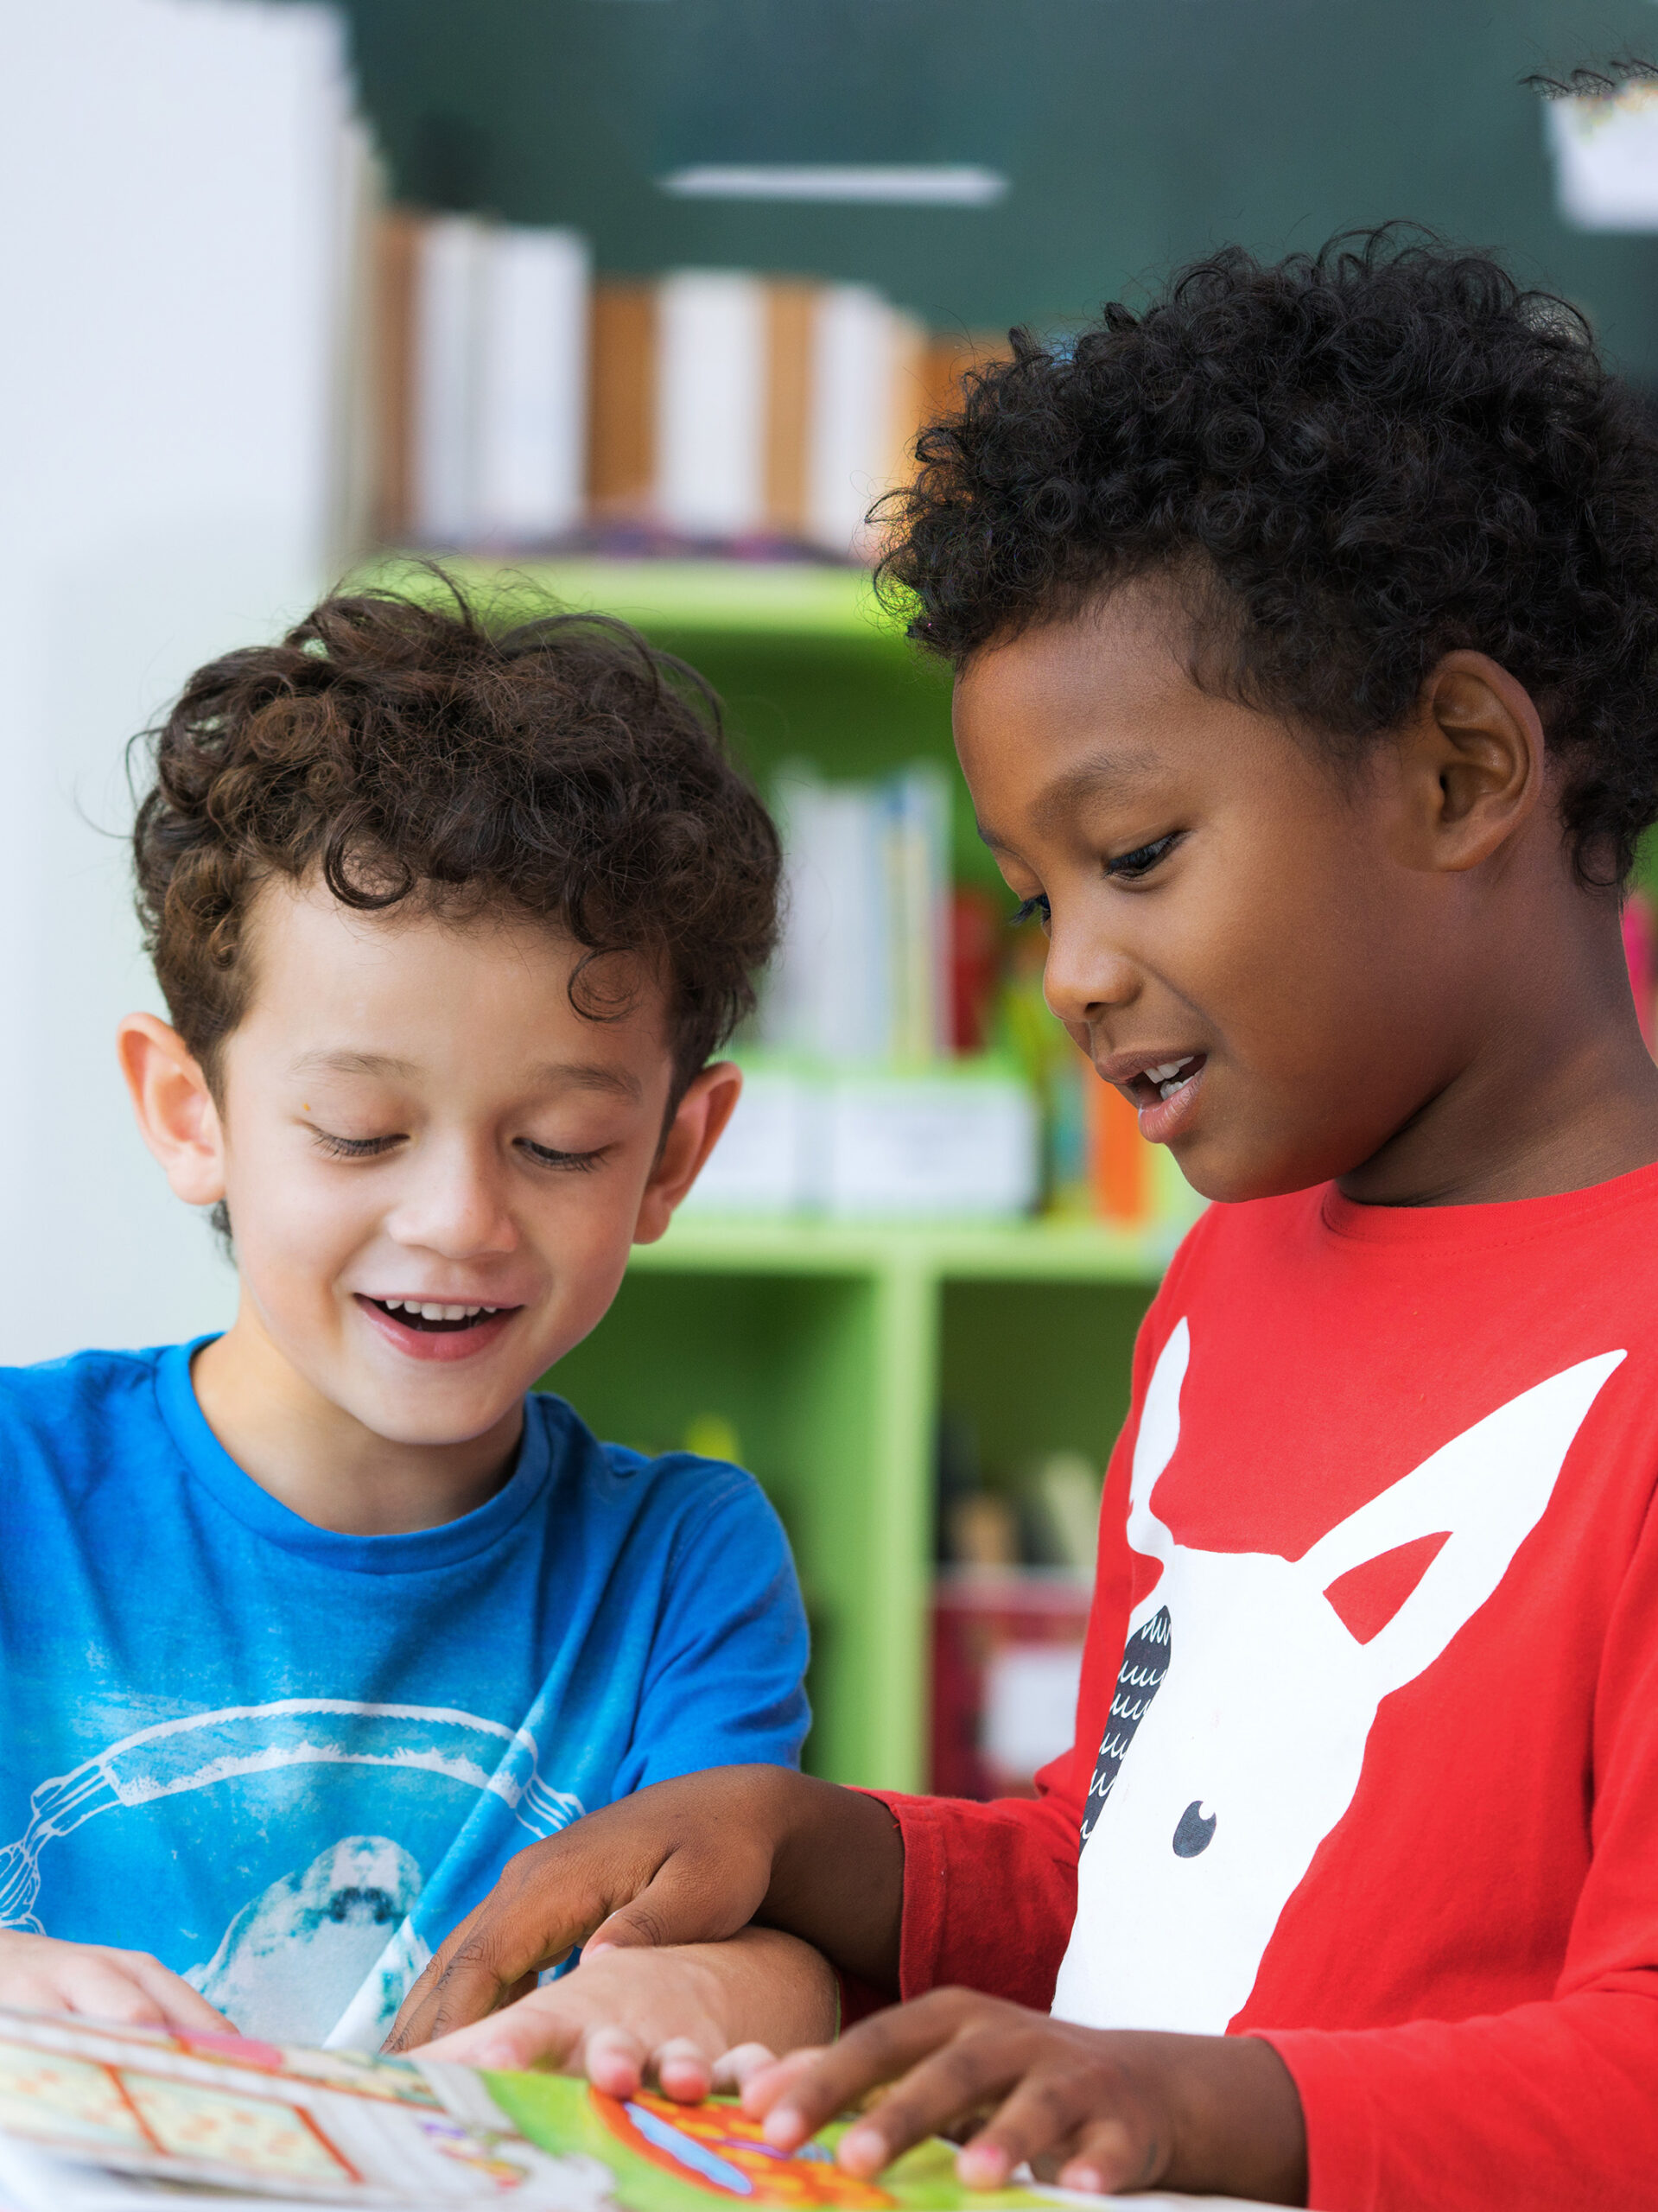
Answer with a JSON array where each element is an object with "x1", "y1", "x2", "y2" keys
[{"x1": 10, "y1": 0, "x2": 1658, "y2": 1791}]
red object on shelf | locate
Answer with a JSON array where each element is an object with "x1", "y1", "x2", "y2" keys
[
  {"x1": 931, "y1": 1571, "x2": 1093, "y2": 1800},
  {"x1": 950, "y1": 887, "x2": 1002, "y2": 1055},
  {"x1": 1623, "y1": 893, "x2": 1655, "y2": 1053}
]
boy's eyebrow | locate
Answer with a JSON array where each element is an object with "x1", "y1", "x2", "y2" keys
[
  {"x1": 290, "y1": 1050, "x2": 418, "y2": 1080},
  {"x1": 525, "y1": 1060, "x2": 645, "y2": 1103},
  {"x1": 289, "y1": 1048, "x2": 645, "y2": 1103},
  {"x1": 977, "y1": 747, "x2": 1163, "y2": 850}
]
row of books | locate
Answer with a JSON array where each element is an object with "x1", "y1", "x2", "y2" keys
[{"x1": 368, "y1": 211, "x2": 999, "y2": 558}]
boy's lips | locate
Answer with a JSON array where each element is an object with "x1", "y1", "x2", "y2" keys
[
  {"x1": 354, "y1": 1294, "x2": 523, "y2": 1364},
  {"x1": 1098, "y1": 1049, "x2": 1208, "y2": 1144}
]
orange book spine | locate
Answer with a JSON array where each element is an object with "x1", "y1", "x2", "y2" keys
[{"x1": 1088, "y1": 1072, "x2": 1152, "y2": 1225}]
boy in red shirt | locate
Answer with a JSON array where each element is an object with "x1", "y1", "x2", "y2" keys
[{"x1": 387, "y1": 235, "x2": 1658, "y2": 2210}]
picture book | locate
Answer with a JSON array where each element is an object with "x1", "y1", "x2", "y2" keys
[{"x1": 0, "y1": 2007, "x2": 1270, "y2": 2212}]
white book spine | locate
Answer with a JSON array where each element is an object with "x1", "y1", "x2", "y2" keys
[
  {"x1": 474, "y1": 226, "x2": 589, "y2": 542},
  {"x1": 411, "y1": 213, "x2": 486, "y2": 543},
  {"x1": 807, "y1": 283, "x2": 894, "y2": 556},
  {"x1": 883, "y1": 763, "x2": 950, "y2": 1063},
  {"x1": 656, "y1": 269, "x2": 767, "y2": 537}
]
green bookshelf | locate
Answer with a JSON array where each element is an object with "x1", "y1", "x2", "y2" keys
[
  {"x1": 370, "y1": 554, "x2": 1173, "y2": 1788},
  {"x1": 546, "y1": 1218, "x2": 1163, "y2": 1793}
]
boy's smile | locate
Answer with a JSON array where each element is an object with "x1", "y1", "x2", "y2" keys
[
  {"x1": 120, "y1": 880, "x2": 739, "y2": 1534},
  {"x1": 955, "y1": 578, "x2": 1658, "y2": 1209}
]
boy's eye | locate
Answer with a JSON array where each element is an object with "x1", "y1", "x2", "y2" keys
[
  {"x1": 1106, "y1": 832, "x2": 1180, "y2": 880},
  {"x1": 1012, "y1": 893, "x2": 1051, "y2": 929},
  {"x1": 517, "y1": 1139, "x2": 607, "y2": 1174},
  {"x1": 312, "y1": 1130, "x2": 402, "y2": 1160}
]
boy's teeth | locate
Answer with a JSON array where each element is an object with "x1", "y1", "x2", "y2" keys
[
  {"x1": 1145, "y1": 1058, "x2": 1192, "y2": 1084},
  {"x1": 382, "y1": 1299, "x2": 498, "y2": 1319}
]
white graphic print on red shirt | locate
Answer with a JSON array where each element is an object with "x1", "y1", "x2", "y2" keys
[{"x1": 1051, "y1": 1317, "x2": 1623, "y2": 2034}]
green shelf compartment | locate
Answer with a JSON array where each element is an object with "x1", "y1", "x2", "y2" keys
[{"x1": 542, "y1": 1221, "x2": 1164, "y2": 1792}]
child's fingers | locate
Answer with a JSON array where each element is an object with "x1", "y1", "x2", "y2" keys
[
  {"x1": 1056, "y1": 2115, "x2": 1155, "y2": 2198},
  {"x1": 111, "y1": 1952, "x2": 234, "y2": 2033},
  {"x1": 752, "y1": 1994, "x2": 988, "y2": 2155},
  {"x1": 387, "y1": 1889, "x2": 588, "y2": 2050},
  {"x1": 418, "y1": 1990, "x2": 588, "y2": 2072},
  {"x1": 833, "y1": 2039, "x2": 1023, "y2": 2180},
  {"x1": 715, "y1": 2042, "x2": 782, "y2": 2094},
  {"x1": 651, "y1": 2036, "x2": 715, "y2": 2103},
  {"x1": 581, "y1": 2024, "x2": 651, "y2": 2097},
  {"x1": 56, "y1": 1954, "x2": 173, "y2": 2028},
  {"x1": 737, "y1": 2044, "x2": 827, "y2": 2119},
  {"x1": 954, "y1": 2069, "x2": 1143, "y2": 2194},
  {"x1": 582, "y1": 1854, "x2": 765, "y2": 1955}
]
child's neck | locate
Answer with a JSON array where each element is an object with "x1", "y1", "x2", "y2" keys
[
  {"x1": 191, "y1": 1313, "x2": 522, "y2": 1535},
  {"x1": 1337, "y1": 888, "x2": 1658, "y2": 1208}
]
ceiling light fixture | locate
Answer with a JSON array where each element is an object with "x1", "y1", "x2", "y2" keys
[{"x1": 659, "y1": 165, "x2": 1008, "y2": 207}]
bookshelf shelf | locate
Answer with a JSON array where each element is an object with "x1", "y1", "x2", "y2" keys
[
  {"x1": 630, "y1": 1214, "x2": 1172, "y2": 1283},
  {"x1": 369, "y1": 552, "x2": 898, "y2": 640},
  {"x1": 417, "y1": 552, "x2": 1173, "y2": 1790}
]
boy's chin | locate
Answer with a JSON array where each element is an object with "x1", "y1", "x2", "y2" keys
[
  {"x1": 1173, "y1": 1133, "x2": 1360, "y2": 1208},
  {"x1": 337, "y1": 1375, "x2": 531, "y2": 1452}
]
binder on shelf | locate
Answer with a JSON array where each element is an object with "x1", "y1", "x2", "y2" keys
[
  {"x1": 763, "y1": 279, "x2": 818, "y2": 537},
  {"x1": 587, "y1": 280, "x2": 657, "y2": 518},
  {"x1": 807, "y1": 283, "x2": 925, "y2": 556},
  {"x1": 410, "y1": 213, "x2": 486, "y2": 545},
  {"x1": 656, "y1": 270, "x2": 769, "y2": 538},
  {"x1": 474, "y1": 226, "x2": 589, "y2": 542}
]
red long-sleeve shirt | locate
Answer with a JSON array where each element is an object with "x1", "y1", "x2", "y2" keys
[{"x1": 878, "y1": 1166, "x2": 1658, "y2": 2212}]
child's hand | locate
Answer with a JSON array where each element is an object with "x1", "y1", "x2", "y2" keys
[
  {"x1": 385, "y1": 1765, "x2": 900, "y2": 2052},
  {"x1": 738, "y1": 1989, "x2": 1307, "y2": 2205},
  {"x1": 405, "y1": 1928, "x2": 838, "y2": 2102},
  {"x1": 0, "y1": 1930, "x2": 233, "y2": 2033}
]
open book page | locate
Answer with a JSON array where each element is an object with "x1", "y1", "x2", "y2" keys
[{"x1": 0, "y1": 2009, "x2": 1274, "y2": 2212}]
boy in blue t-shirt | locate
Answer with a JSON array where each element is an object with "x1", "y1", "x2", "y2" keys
[{"x1": 0, "y1": 583, "x2": 808, "y2": 2050}]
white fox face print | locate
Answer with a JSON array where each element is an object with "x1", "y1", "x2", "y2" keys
[{"x1": 1051, "y1": 1321, "x2": 1623, "y2": 2035}]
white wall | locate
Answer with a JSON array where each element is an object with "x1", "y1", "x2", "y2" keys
[{"x1": 0, "y1": 0, "x2": 354, "y2": 1360}]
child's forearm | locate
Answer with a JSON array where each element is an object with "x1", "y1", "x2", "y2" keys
[{"x1": 757, "y1": 1777, "x2": 905, "y2": 1993}]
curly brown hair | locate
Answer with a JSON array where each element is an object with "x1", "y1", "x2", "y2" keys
[
  {"x1": 131, "y1": 575, "x2": 782, "y2": 1095},
  {"x1": 877, "y1": 228, "x2": 1658, "y2": 885}
]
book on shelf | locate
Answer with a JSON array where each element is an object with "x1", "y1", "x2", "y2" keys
[
  {"x1": 0, "y1": 2005, "x2": 1263, "y2": 2212},
  {"x1": 588, "y1": 283, "x2": 659, "y2": 519}
]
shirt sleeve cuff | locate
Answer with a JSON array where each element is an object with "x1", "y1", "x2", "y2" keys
[{"x1": 1251, "y1": 2028, "x2": 1382, "y2": 2212}]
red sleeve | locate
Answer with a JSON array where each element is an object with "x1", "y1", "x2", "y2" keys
[{"x1": 1255, "y1": 1473, "x2": 1658, "y2": 2212}]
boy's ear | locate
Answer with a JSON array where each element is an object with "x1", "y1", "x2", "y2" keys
[
  {"x1": 633, "y1": 1060, "x2": 743, "y2": 1246},
  {"x1": 117, "y1": 1014, "x2": 226, "y2": 1207},
  {"x1": 1390, "y1": 650, "x2": 1545, "y2": 872}
]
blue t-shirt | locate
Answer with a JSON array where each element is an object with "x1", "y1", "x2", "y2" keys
[{"x1": 0, "y1": 1341, "x2": 809, "y2": 2047}]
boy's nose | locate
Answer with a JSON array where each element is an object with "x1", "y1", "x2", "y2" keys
[
  {"x1": 385, "y1": 1149, "x2": 520, "y2": 1259},
  {"x1": 1041, "y1": 924, "x2": 1138, "y2": 1029}
]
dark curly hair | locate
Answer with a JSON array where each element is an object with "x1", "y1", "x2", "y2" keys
[
  {"x1": 877, "y1": 229, "x2": 1658, "y2": 883},
  {"x1": 132, "y1": 575, "x2": 781, "y2": 1096}
]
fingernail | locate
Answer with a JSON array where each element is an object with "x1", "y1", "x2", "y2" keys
[
  {"x1": 762, "y1": 2107, "x2": 809, "y2": 2151},
  {"x1": 839, "y1": 2126, "x2": 886, "y2": 2175},
  {"x1": 1059, "y1": 2168, "x2": 1105, "y2": 2196},
  {"x1": 957, "y1": 2145, "x2": 1010, "y2": 2188}
]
